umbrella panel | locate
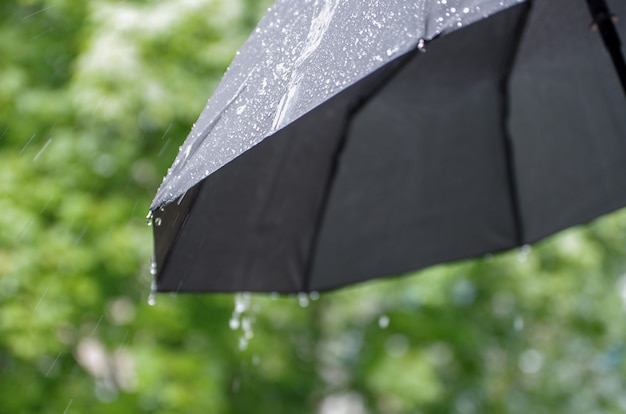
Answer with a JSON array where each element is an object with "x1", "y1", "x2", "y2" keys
[{"x1": 152, "y1": 0, "x2": 626, "y2": 293}]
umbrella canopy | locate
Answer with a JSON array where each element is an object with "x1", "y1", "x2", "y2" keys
[{"x1": 149, "y1": 0, "x2": 626, "y2": 294}]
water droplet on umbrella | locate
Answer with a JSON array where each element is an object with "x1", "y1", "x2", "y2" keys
[
  {"x1": 154, "y1": 217, "x2": 162, "y2": 226},
  {"x1": 417, "y1": 38, "x2": 426, "y2": 52},
  {"x1": 146, "y1": 211, "x2": 153, "y2": 226},
  {"x1": 386, "y1": 47, "x2": 398, "y2": 56},
  {"x1": 378, "y1": 314, "x2": 390, "y2": 329}
]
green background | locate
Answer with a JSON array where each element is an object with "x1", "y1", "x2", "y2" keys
[{"x1": 2, "y1": 0, "x2": 626, "y2": 412}]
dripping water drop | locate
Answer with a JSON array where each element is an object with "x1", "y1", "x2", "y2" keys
[
  {"x1": 297, "y1": 292, "x2": 309, "y2": 307},
  {"x1": 148, "y1": 280, "x2": 157, "y2": 306},
  {"x1": 417, "y1": 38, "x2": 426, "y2": 53}
]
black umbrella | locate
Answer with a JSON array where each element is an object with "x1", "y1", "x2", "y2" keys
[{"x1": 148, "y1": 0, "x2": 626, "y2": 294}]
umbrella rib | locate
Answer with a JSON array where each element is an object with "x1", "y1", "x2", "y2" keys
[
  {"x1": 301, "y1": 51, "x2": 419, "y2": 292},
  {"x1": 585, "y1": 0, "x2": 626, "y2": 98},
  {"x1": 501, "y1": 3, "x2": 533, "y2": 246}
]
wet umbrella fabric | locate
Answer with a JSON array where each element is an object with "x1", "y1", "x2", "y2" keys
[{"x1": 150, "y1": 0, "x2": 626, "y2": 293}]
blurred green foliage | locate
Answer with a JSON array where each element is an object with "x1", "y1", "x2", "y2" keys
[{"x1": 1, "y1": 0, "x2": 626, "y2": 413}]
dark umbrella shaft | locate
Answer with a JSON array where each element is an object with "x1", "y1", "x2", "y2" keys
[{"x1": 586, "y1": 0, "x2": 626, "y2": 97}]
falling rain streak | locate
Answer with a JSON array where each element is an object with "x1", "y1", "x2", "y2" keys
[
  {"x1": 45, "y1": 352, "x2": 62, "y2": 377},
  {"x1": 90, "y1": 315, "x2": 104, "y2": 336},
  {"x1": 22, "y1": 5, "x2": 55, "y2": 19},
  {"x1": 63, "y1": 399, "x2": 73, "y2": 414},
  {"x1": 17, "y1": 217, "x2": 34, "y2": 242},
  {"x1": 33, "y1": 138, "x2": 52, "y2": 161},
  {"x1": 33, "y1": 287, "x2": 49, "y2": 312},
  {"x1": 19, "y1": 134, "x2": 36, "y2": 155}
]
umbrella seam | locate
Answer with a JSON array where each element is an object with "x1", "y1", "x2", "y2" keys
[
  {"x1": 301, "y1": 50, "x2": 421, "y2": 292},
  {"x1": 501, "y1": 1, "x2": 533, "y2": 246}
]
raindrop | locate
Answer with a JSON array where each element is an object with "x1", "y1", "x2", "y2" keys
[
  {"x1": 34, "y1": 138, "x2": 52, "y2": 161},
  {"x1": 297, "y1": 292, "x2": 309, "y2": 307},
  {"x1": 149, "y1": 255, "x2": 157, "y2": 275},
  {"x1": 417, "y1": 38, "x2": 426, "y2": 53},
  {"x1": 229, "y1": 315, "x2": 240, "y2": 330},
  {"x1": 22, "y1": 5, "x2": 54, "y2": 18},
  {"x1": 450, "y1": 7, "x2": 457, "y2": 12},
  {"x1": 33, "y1": 287, "x2": 49, "y2": 311},
  {"x1": 154, "y1": 217, "x2": 162, "y2": 226},
  {"x1": 386, "y1": 47, "x2": 398, "y2": 56},
  {"x1": 378, "y1": 314, "x2": 390, "y2": 329},
  {"x1": 63, "y1": 399, "x2": 74, "y2": 414},
  {"x1": 309, "y1": 291, "x2": 320, "y2": 301},
  {"x1": 148, "y1": 280, "x2": 157, "y2": 306},
  {"x1": 157, "y1": 139, "x2": 171, "y2": 157},
  {"x1": 146, "y1": 211, "x2": 153, "y2": 226},
  {"x1": 90, "y1": 315, "x2": 104, "y2": 336},
  {"x1": 463, "y1": 7, "x2": 470, "y2": 13},
  {"x1": 517, "y1": 244, "x2": 532, "y2": 262},
  {"x1": 160, "y1": 124, "x2": 172, "y2": 140},
  {"x1": 234, "y1": 292, "x2": 249, "y2": 314},
  {"x1": 19, "y1": 133, "x2": 36, "y2": 155},
  {"x1": 18, "y1": 217, "x2": 34, "y2": 243},
  {"x1": 241, "y1": 316, "x2": 254, "y2": 339},
  {"x1": 73, "y1": 226, "x2": 88, "y2": 246},
  {"x1": 45, "y1": 352, "x2": 62, "y2": 377}
]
